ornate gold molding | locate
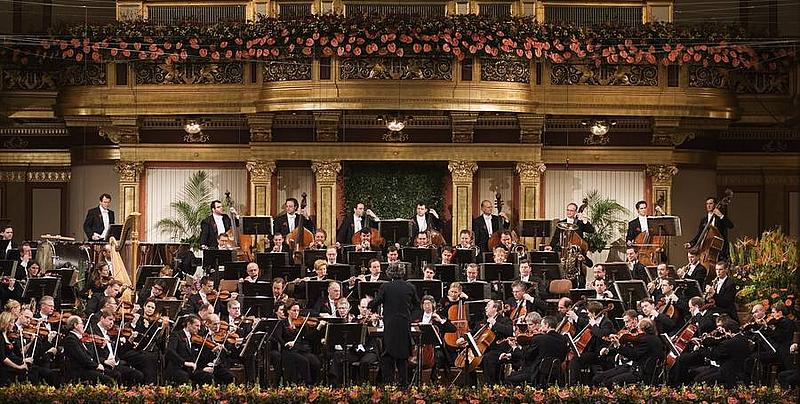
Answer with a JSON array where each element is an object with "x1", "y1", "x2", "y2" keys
[
  {"x1": 448, "y1": 160, "x2": 478, "y2": 182},
  {"x1": 450, "y1": 112, "x2": 478, "y2": 143},
  {"x1": 646, "y1": 164, "x2": 679, "y2": 184},
  {"x1": 246, "y1": 160, "x2": 277, "y2": 180},
  {"x1": 28, "y1": 170, "x2": 71, "y2": 182},
  {"x1": 313, "y1": 112, "x2": 340, "y2": 142},
  {"x1": 247, "y1": 113, "x2": 274, "y2": 142},
  {"x1": 311, "y1": 160, "x2": 341, "y2": 182},
  {"x1": 114, "y1": 161, "x2": 144, "y2": 182},
  {"x1": 0, "y1": 171, "x2": 26, "y2": 182},
  {"x1": 99, "y1": 125, "x2": 139, "y2": 144},
  {"x1": 517, "y1": 113, "x2": 545, "y2": 144},
  {"x1": 516, "y1": 161, "x2": 546, "y2": 182},
  {"x1": 651, "y1": 117, "x2": 695, "y2": 146}
]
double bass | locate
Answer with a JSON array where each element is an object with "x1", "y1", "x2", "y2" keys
[
  {"x1": 287, "y1": 193, "x2": 314, "y2": 262},
  {"x1": 632, "y1": 195, "x2": 667, "y2": 266},
  {"x1": 351, "y1": 201, "x2": 385, "y2": 248},
  {"x1": 487, "y1": 193, "x2": 506, "y2": 250},
  {"x1": 688, "y1": 189, "x2": 734, "y2": 273},
  {"x1": 223, "y1": 191, "x2": 255, "y2": 261}
]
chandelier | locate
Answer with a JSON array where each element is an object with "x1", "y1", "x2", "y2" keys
[
  {"x1": 183, "y1": 119, "x2": 209, "y2": 143},
  {"x1": 581, "y1": 118, "x2": 616, "y2": 145},
  {"x1": 378, "y1": 114, "x2": 412, "y2": 142}
]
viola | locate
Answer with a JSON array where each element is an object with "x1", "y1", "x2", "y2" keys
[
  {"x1": 48, "y1": 311, "x2": 72, "y2": 323},
  {"x1": 603, "y1": 328, "x2": 643, "y2": 345},
  {"x1": 291, "y1": 316, "x2": 320, "y2": 328}
]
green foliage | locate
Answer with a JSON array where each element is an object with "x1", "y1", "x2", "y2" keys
[
  {"x1": 342, "y1": 162, "x2": 446, "y2": 220},
  {"x1": 155, "y1": 170, "x2": 214, "y2": 249},
  {"x1": 732, "y1": 228, "x2": 798, "y2": 313},
  {"x1": 582, "y1": 190, "x2": 631, "y2": 253}
]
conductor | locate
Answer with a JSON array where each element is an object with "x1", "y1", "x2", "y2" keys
[{"x1": 368, "y1": 263, "x2": 420, "y2": 385}]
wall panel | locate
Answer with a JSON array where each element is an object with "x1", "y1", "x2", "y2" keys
[{"x1": 476, "y1": 168, "x2": 514, "y2": 216}]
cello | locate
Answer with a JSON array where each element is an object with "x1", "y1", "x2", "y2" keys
[
  {"x1": 632, "y1": 195, "x2": 667, "y2": 266},
  {"x1": 443, "y1": 298, "x2": 469, "y2": 349},
  {"x1": 688, "y1": 189, "x2": 734, "y2": 273},
  {"x1": 453, "y1": 322, "x2": 496, "y2": 372},
  {"x1": 287, "y1": 193, "x2": 314, "y2": 263}
]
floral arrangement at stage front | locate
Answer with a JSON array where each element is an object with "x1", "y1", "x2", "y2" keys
[
  {"x1": 2, "y1": 14, "x2": 794, "y2": 70},
  {"x1": 0, "y1": 383, "x2": 795, "y2": 403},
  {"x1": 732, "y1": 228, "x2": 799, "y2": 317}
]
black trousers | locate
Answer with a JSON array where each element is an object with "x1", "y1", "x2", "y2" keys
[
  {"x1": 380, "y1": 353, "x2": 408, "y2": 386},
  {"x1": 282, "y1": 350, "x2": 320, "y2": 384}
]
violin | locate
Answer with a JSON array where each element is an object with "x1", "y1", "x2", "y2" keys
[
  {"x1": 48, "y1": 311, "x2": 72, "y2": 323},
  {"x1": 604, "y1": 328, "x2": 643, "y2": 345},
  {"x1": 191, "y1": 334, "x2": 220, "y2": 350},
  {"x1": 108, "y1": 325, "x2": 134, "y2": 338},
  {"x1": 206, "y1": 290, "x2": 232, "y2": 302},
  {"x1": 81, "y1": 333, "x2": 107, "y2": 345},
  {"x1": 291, "y1": 316, "x2": 320, "y2": 328},
  {"x1": 212, "y1": 331, "x2": 241, "y2": 345}
]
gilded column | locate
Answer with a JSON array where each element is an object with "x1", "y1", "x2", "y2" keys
[
  {"x1": 246, "y1": 160, "x2": 276, "y2": 216},
  {"x1": 516, "y1": 161, "x2": 546, "y2": 247},
  {"x1": 646, "y1": 164, "x2": 679, "y2": 214},
  {"x1": 114, "y1": 160, "x2": 143, "y2": 242},
  {"x1": 448, "y1": 160, "x2": 478, "y2": 241},
  {"x1": 311, "y1": 160, "x2": 341, "y2": 245}
]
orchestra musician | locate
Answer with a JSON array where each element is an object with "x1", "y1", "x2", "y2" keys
[
  {"x1": 421, "y1": 264, "x2": 437, "y2": 281},
  {"x1": 368, "y1": 263, "x2": 420, "y2": 386},
  {"x1": 472, "y1": 200, "x2": 510, "y2": 253},
  {"x1": 241, "y1": 262, "x2": 260, "y2": 283},
  {"x1": 273, "y1": 197, "x2": 315, "y2": 236},
  {"x1": 492, "y1": 246, "x2": 508, "y2": 264},
  {"x1": 386, "y1": 246, "x2": 401, "y2": 265},
  {"x1": 325, "y1": 247, "x2": 338, "y2": 265},
  {"x1": 0, "y1": 226, "x2": 14, "y2": 261},
  {"x1": 61, "y1": 315, "x2": 115, "y2": 384},
  {"x1": 414, "y1": 231, "x2": 432, "y2": 248},
  {"x1": 626, "y1": 200, "x2": 652, "y2": 245},
  {"x1": 437, "y1": 246, "x2": 454, "y2": 265},
  {"x1": 706, "y1": 261, "x2": 738, "y2": 322},
  {"x1": 568, "y1": 301, "x2": 615, "y2": 385},
  {"x1": 455, "y1": 299, "x2": 513, "y2": 385},
  {"x1": 668, "y1": 296, "x2": 718, "y2": 386},
  {"x1": 272, "y1": 277, "x2": 289, "y2": 305},
  {"x1": 270, "y1": 233, "x2": 289, "y2": 253},
  {"x1": 279, "y1": 300, "x2": 322, "y2": 385},
  {"x1": 136, "y1": 280, "x2": 166, "y2": 306},
  {"x1": 15, "y1": 242, "x2": 32, "y2": 280},
  {"x1": 0, "y1": 310, "x2": 35, "y2": 385},
  {"x1": 655, "y1": 277, "x2": 687, "y2": 324},
  {"x1": 639, "y1": 298, "x2": 676, "y2": 334},
  {"x1": 546, "y1": 202, "x2": 595, "y2": 253},
  {"x1": 464, "y1": 263, "x2": 480, "y2": 283},
  {"x1": 199, "y1": 200, "x2": 237, "y2": 250},
  {"x1": 355, "y1": 228, "x2": 376, "y2": 251},
  {"x1": 685, "y1": 196, "x2": 734, "y2": 262},
  {"x1": 498, "y1": 231, "x2": 514, "y2": 252},
  {"x1": 165, "y1": 314, "x2": 214, "y2": 385},
  {"x1": 83, "y1": 193, "x2": 115, "y2": 241},
  {"x1": 693, "y1": 318, "x2": 751, "y2": 388},
  {"x1": 313, "y1": 281, "x2": 343, "y2": 317},
  {"x1": 336, "y1": 202, "x2": 379, "y2": 246},
  {"x1": 592, "y1": 278, "x2": 615, "y2": 299},
  {"x1": 89, "y1": 309, "x2": 145, "y2": 385},
  {"x1": 504, "y1": 281, "x2": 548, "y2": 318},
  {"x1": 625, "y1": 247, "x2": 649, "y2": 282},
  {"x1": 678, "y1": 251, "x2": 708, "y2": 291},
  {"x1": 312, "y1": 229, "x2": 328, "y2": 249},
  {"x1": 412, "y1": 295, "x2": 455, "y2": 382},
  {"x1": 84, "y1": 280, "x2": 123, "y2": 316},
  {"x1": 648, "y1": 264, "x2": 670, "y2": 300},
  {"x1": 457, "y1": 229, "x2": 476, "y2": 250},
  {"x1": 595, "y1": 317, "x2": 664, "y2": 387},
  {"x1": 503, "y1": 315, "x2": 568, "y2": 387}
]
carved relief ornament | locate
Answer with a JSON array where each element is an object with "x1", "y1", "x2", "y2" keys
[
  {"x1": 311, "y1": 160, "x2": 341, "y2": 182},
  {"x1": 246, "y1": 160, "x2": 276, "y2": 181},
  {"x1": 448, "y1": 161, "x2": 478, "y2": 182},
  {"x1": 114, "y1": 161, "x2": 144, "y2": 182},
  {"x1": 646, "y1": 164, "x2": 679, "y2": 184},
  {"x1": 516, "y1": 162, "x2": 546, "y2": 182}
]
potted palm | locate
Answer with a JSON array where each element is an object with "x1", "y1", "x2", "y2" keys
[
  {"x1": 582, "y1": 190, "x2": 631, "y2": 263},
  {"x1": 155, "y1": 170, "x2": 213, "y2": 250}
]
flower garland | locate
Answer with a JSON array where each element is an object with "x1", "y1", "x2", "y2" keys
[
  {"x1": 0, "y1": 383, "x2": 794, "y2": 403},
  {"x1": 3, "y1": 14, "x2": 795, "y2": 70}
]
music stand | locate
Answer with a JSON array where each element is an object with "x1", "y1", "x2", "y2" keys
[
  {"x1": 242, "y1": 216, "x2": 272, "y2": 238},
  {"x1": 357, "y1": 281, "x2": 386, "y2": 300},
  {"x1": 532, "y1": 263, "x2": 561, "y2": 282},
  {"x1": 303, "y1": 249, "x2": 327, "y2": 269},
  {"x1": 412, "y1": 323, "x2": 442, "y2": 386},
  {"x1": 5, "y1": 249, "x2": 20, "y2": 263},
  {"x1": 347, "y1": 251, "x2": 381, "y2": 270},
  {"x1": 219, "y1": 261, "x2": 247, "y2": 280},
  {"x1": 481, "y1": 263, "x2": 514, "y2": 282},
  {"x1": 461, "y1": 281, "x2": 490, "y2": 301},
  {"x1": 453, "y1": 248, "x2": 477, "y2": 267},
  {"x1": 242, "y1": 296, "x2": 275, "y2": 318},
  {"x1": 22, "y1": 276, "x2": 60, "y2": 304},
  {"x1": 0, "y1": 260, "x2": 16, "y2": 278},
  {"x1": 325, "y1": 323, "x2": 367, "y2": 386},
  {"x1": 519, "y1": 219, "x2": 552, "y2": 238},
  {"x1": 143, "y1": 277, "x2": 179, "y2": 297},
  {"x1": 135, "y1": 265, "x2": 163, "y2": 291},
  {"x1": 495, "y1": 280, "x2": 515, "y2": 301},
  {"x1": 241, "y1": 281, "x2": 272, "y2": 297},
  {"x1": 613, "y1": 280, "x2": 648, "y2": 310},
  {"x1": 647, "y1": 216, "x2": 682, "y2": 238},
  {"x1": 271, "y1": 265, "x2": 301, "y2": 284},
  {"x1": 46, "y1": 268, "x2": 75, "y2": 309},
  {"x1": 465, "y1": 300, "x2": 489, "y2": 328},
  {"x1": 305, "y1": 280, "x2": 335, "y2": 304},
  {"x1": 326, "y1": 264, "x2": 353, "y2": 282},
  {"x1": 569, "y1": 288, "x2": 595, "y2": 303},
  {"x1": 601, "y1": 262, "x2": 632, "y2": 282},
  {"x1": 202, "y1": 249, "x2": 233, "y2": 270},
  {"x1": 154, "y1": 298, "x2": 183, "y2": 319},
  {"x1": 587, "y1": 298, "x2": 624, "y2": 320},
  {"x1": 108, "y1": 224, "x2": 123, "y2": 241},
  {"x1": 434, "y1": 264, "x2": 458, "y2": 285},
  {"x1": 675, "y1": 278, "x2": 702, "y2": 299},
  {"x1": 379, "y1": 219, "x2": 411, "y2": 246},
  {"x1": 530, "y1": 251, "x2": 559, "y2": 264},
  {"x1": 409, "y1": 279, "x2": 444, "y2": 301},
  {"x1": 256, "y1": 252, "x2": 289, "y2": 273}
]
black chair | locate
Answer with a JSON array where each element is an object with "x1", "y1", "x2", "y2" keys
[{"x1": 535, "y1": 357, "x2": 563, "y2": 387}]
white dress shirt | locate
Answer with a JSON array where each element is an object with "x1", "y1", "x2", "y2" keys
[
  {"x1": 213, "y1": 214, "x2": 226, "y2": 236},
  {"x1": 483, "y1": 214, "x2": 493, "y2": 235},
  {"x1": 287, "y1": 214, "x2": 297, "y2": 232},
  {"x1": 353, "y1": 214, "x2": 363, "y2": 233},
  {"x1": 638, "y1": 215, "x2": 648, "y2": 233},
  {"x1": 416, "y1": 215, "x2": 428, "y2": 232}
]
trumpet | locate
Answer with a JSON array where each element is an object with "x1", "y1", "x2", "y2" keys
[{"x1": 676, "y1": 263, "x2": 691, "y2": 279}]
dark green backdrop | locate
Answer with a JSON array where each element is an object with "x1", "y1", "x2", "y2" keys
[{"x1": 342, "y1": 162, "x2": 447, "y2": 221}]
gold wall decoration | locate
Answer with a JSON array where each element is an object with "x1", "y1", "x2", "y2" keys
[
  {"x1": 517, "y1": 113, "x2": 545, "y2": 144},
  {"x1": 516, "y1": 161, "x2": 546, "y2": 182},
  {"x1": 263, "y1": 59, "x2": 312, "y2": 81},
  {"x1": 312, "y1": 159, "x2": 341, "y2": 244},
  {"x1": 313, "y1": 111, "x2": 340, "y2": 142},
  {"x1": 688, "y1": 64, "x2": 728, "y2": 89},
  {"x1": 246, "y1": 160, "x2": 277, "y2": 181},
  {"x1": 1, "y1": 67, "x2": 57, "y2": 90},
  {"x1": 59, "y1": 64, "x2": 107, "y2": 87},
  {"x1": 730, "y1": 70, "x2": 790, "y2": 95},
  {"x1": 246, "y1": 159, "x2": 276, "y2": 216},
  {"x1": 516, "y1": 160, "x2": 545, "y2": 246},
  {"x1": 651, "y1": 117, "x2": 695, "y2": 147},
  {"x1": 646, "y1": 163, "x2": 678, "y2": 214},
  {"x1": 2, "y1": 136, "x2": 29, "y2": 149},
  {"x1": 134, "y1": 62, "x2": 244, "y2": 85},
  {"x1": 248, "y1": 113, "x2": 275, "y2": 142},
  {"x1": 99, "y1": 125, "x2": 139, "y2": 144},
  {"x1": 450, "y1": 112, "x2": 479, "y2": 143},
  {"x1": 27, "y1": 170, "x2": 71, "y2": 182},
  {"x1": 0, "y1": 171, "x2": 26, "y2": 182},
  {"x1": 448, "y1": 160, "x2": 477, "y2": 242},
  {"x1": 481, "y1": 58, "x2": 530, "y2": 83},
  {"x1": 311, "y1": 160, "x2": 342, "y2": 183},
  {"x1": 114, "y1": 161, "x2": 144, "y2": 182},
  {"x1": 550, "y1": 64, "x2": 658, "y2": 86},
  {"x1": 339, "y1": 58, "x2": 453, "y2": 80},
  {"x1": 646, "y1": 164, "x2": 679, "y2": 185}
]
